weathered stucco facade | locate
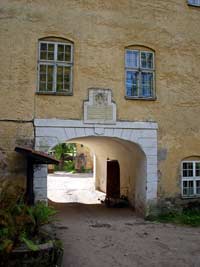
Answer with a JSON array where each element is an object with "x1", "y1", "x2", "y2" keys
[{"x1": 0, "y1": 0, "x2": 200, "y2": 215}]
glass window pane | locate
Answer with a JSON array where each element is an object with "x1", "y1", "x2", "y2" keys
[
  {"x1": 189, "y1": 181, "x2": 194, "y2": 195},
  {"x1": 58, "y1": 44, "x2": 64, "y2": 53},
  {"x1": 57, "y1": 83, "x2": 63, "y2": 92},
  {"x1": 183, "y1": 181, "x2": 187, "y2": 187},
  {"x1": 40, "y1": 43, "x2": 47, "y2": 51},
  {"x1": 58, "y1": 53, "x2": 64, "y2": 61},
  {"x1": 188, "y1": 170, "x2": 193, "y2": 177},
  {"x1": 48, "y1": 44, "x2": 54, "y2": 52},
  {"x1": 196, "y1": 162, "x2": 200, "y2": 176},
  {"x1": 183, "y1": 162, "x2": 193, "y2": 169},
  {"x1": 57, "y1": 66, "x2": 63, "y2": 76},
  {"x1": 126, "y1": 50, "x2": 139, "y2": 68},
  {"x1": 40, "y1": 74, "x2": 46, "y2": 82},
  {"x1": 183, "y1": 162, "x2": 187, "y2": 170},
  {"x1": 40, "y1": 43, "x2": 48, "y2": 60},
  {"x1": 57, "y1": 76, "x2": 63, "y2": 83},
  {"x1": 64, "y1": 67, "x2": 70, "y2": 75},
  {"x1": 126, "y1": 71, "x2": 139, "y2": 97},
  {"x1": 57, "y1": 45, "x2": 65, "y2": 61},
  {"x1": 147, "y1": 53, "x2": 153, "y2": 69},
  {"x1": 48, "y1": 76, "x2": 53, "y2": 82},
  {"x1": 48, "y1": 52, "x2": 54, "y2": 60},
  {"x1": 47, "y1": 65, "x2": 53, "y2": 82},
  {"x1": 183, "y1": 162, "x2": 188, "y2": 170},
  {"x1": 64, "y1": 83, "x2": 70, "y2": 91},
  {"x1": 39, "y1": 82, "x2": 46, "y2": 91},
  {"x1": 48, "y1": 65, "x2": 53, "y2": 73},
  {"x1": 183, "y1": 181, "x2": 188, "y2": 196},
  {"x1": 141, "y1": 52, "x2": 153, "y2": 69},
  {"x1": 47, "y1": 83, "x2": 53, "y2": 91},
  {"x1": 183, "y1": 180, "x2": 188, "y2": 196},
  {"x1": 196, "y1": 181, "x2": 200, "y2": 195},
  {"x1": 40, "y1": 65, "x2": 46, "y2": 73},
  {"x1": 39, "y1": 65, "x2": 47, "y2": 85},
  {"x1": 183, "y1": 170, "x2": 187, "y2": 177},
  {"x1": 183, "y1": 180, "x2": 194, "y2": 196},
  {"x1": 65, "y1": 46, "x2": 71, "y2": 62},
  {"x1": 183, "y1": 188, "x2": 187, "y2": 195},
  {"x1": 40, "y1": 51, "x2": 47, "y2": 60},
  {"x1": 141, "y1": 52, "x2": 147, "y2": 68},
  {"x1": 141, "y1": 72, "x2": 153, "y2": 97},
  {"x1": 64, "y1": 67, "x2": 70, "y2": 90},
  {"x1": 57, "y1": 66, "x2": 64, "y2": 91},
  {"x1": 182, "y1": 162, "x2": 193, "y2": 177}
]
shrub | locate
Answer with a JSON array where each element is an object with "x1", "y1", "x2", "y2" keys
[{"x1": 0, "y1": 181, "x2": 57, "y2": 253}]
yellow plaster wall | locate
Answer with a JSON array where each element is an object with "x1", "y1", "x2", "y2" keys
[
  {"x1": 76, "y1": 144, "x2": 93, "y2": 170},
  {"x1": 0, "y1": 121, "x2": 34, "y2": 184},
  {"x1": 0, "y1": 0, "x2": 200, "y2": 199}
]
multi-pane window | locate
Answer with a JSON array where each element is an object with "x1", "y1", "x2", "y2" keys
[
  {"x1": 125, "y1": 49, "x2": 155, "y2": 99},
  {"x1": 188, "y1": 0, "x2": 200, "y2": 6},
  {"x1": 182, "y1": 161, "x2": 200, "y2": 197},
  {"x1": 38, "y1": 41, "x2": 73, "y2": 93}
]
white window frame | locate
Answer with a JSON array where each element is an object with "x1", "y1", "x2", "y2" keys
[
  {"x1": 188, "y1": 0, "x2": 200, "y2": 7},
  {"x1": 37, "y1": 41, "x2": 73, "y2": 94},
  {"x1": 125, "y1": 49, "x2": 155, "y2": 99},
  {"x1": 181, "y1": 160, "x2": 200, "y2": 198}
]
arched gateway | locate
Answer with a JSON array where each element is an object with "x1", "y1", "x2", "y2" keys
[{"x1": 34, "y1": 89, "x2": 158, "y2": 216}]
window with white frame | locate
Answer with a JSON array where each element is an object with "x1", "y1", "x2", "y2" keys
[
  {"x1": 37, "y1": 40, "x2": 73, "y2": 94},
  {"x1": 181, "y1": 161, "x2": 200, "y2": 197},
  {"x1": 125, "y1": 49, "x2": 155, "y2": 99},
  {"x1": 188, "y1": 0, "x2": 200, "y2": 6}
]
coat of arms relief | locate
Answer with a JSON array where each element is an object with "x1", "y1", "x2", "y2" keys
[{"x1": 84, "y1": 88, "x2": 116, "y2": 124}]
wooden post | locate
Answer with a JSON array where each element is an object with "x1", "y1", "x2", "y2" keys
[{"x1": 26, "y1": 157, "x2": 34, "y2": 205}]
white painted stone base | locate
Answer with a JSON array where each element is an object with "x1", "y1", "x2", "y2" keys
[{"x1": 33, "y1": 164, "x2": 48, "y2": 203}]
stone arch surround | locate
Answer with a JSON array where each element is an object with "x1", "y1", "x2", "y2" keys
[{"x1": 34, "y1": 119, "x2": 158, "y2": 215}]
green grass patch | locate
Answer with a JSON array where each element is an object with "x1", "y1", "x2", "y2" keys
[{"x1": 148, "y1": 209, "x2": 200, "y2": 227}]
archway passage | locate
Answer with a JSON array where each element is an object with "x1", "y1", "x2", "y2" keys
[
  {"x1": 45, "y1": 136, "x2": 147, "y2": 212},
  {"x1": 66, "y1": 136, "x2": 147, "y2": 211},
  {"x1": 47, "y1": 142, "x2": 105, "y2": 204},
  {"x1": 34, "y1": 119, "x2": 158, "y2": 215}
]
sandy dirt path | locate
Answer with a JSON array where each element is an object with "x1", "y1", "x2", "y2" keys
[
  {"x1": 48, "y1": 173, "x2": 200, "y2": 267},
  {"x1": 52, "y1": 202, "x2": 200, "y2": 267}
]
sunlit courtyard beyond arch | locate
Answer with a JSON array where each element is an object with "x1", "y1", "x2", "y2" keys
[{"x1": 48, "y1": 172, "x2": 105, "y2": 204}]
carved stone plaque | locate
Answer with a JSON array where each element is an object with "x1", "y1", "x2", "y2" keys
[{"x1": 84, "y1": 88, "x2": 116, "y2": 124}]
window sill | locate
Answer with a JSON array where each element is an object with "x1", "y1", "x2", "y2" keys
[
  {"x1": 36, "y1": 91, "x2": 73, "y2": 96},
  {"x1": 188, "y1": 4, "x2": 200, "y2": 7},
  {"x1": 125, "y1": 96, "x2": 157, "y2": 101}
]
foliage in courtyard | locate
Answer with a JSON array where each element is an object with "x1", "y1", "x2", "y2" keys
[
  {"x1": 53, "y1": 143, "x2": 76, "y2": 172},
  {"x1": 54, "y1": 143, "x2": 76, "y2": 161},
  {"x1": 0, "y1": 180, "x2": 57, "y2": 253},
  {"x1": 52, "y1": 143, "x2": 92, "y2": 173}
]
